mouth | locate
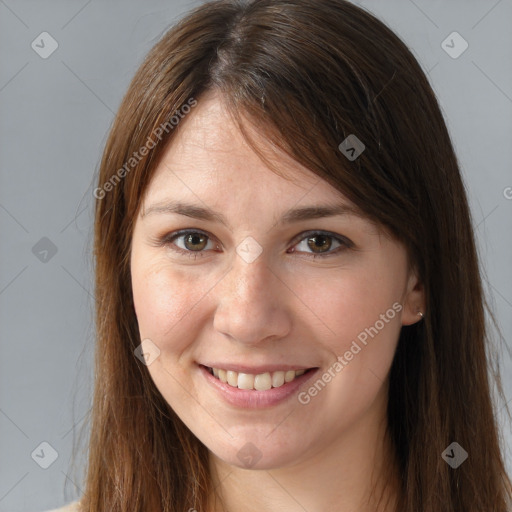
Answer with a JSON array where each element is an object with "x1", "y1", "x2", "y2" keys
[{"x1": 200, "y1": 364, "x2": 317, "y2": 391}]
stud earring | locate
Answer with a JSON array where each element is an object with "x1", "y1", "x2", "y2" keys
[{"x1": 417, "y1": 311, "x2": 424, "y2": 319}]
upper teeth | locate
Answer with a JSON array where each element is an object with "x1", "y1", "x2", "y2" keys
[{"x1": 210, "y1": 367, "x2": 306, "y2": 390}]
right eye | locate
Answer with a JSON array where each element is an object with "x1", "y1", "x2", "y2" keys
[{"x1": 158, "y1": 229, "x2": 219, "y2": 259}]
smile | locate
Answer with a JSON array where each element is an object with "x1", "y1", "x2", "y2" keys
[
  {"x1": 199, "y1": 364, "x2": 319, "y2": 408},
  {"x1": 206, "y1": 366, "x2": 310, "y2": 390}
]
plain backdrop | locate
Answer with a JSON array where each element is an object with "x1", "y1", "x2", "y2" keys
[{"x1": 0, "y1": 1, "x2": 511, "y2": 511}]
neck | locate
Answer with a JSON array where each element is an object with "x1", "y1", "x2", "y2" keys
[{"x1": 207, "y1": 386, "x2": 401, "y2": 512}]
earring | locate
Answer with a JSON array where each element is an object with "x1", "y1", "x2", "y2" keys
[{"x1": 417, "y1": 311, "x2": 424, "y2": 319}]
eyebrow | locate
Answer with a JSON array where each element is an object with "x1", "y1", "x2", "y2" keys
[{"x1": 141, "y1": 200, "x2": 366, "y2": 228}]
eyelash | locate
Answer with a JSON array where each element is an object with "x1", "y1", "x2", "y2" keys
[{"x1": 155, "y1": 229, "x2": 353, "y2": 260}]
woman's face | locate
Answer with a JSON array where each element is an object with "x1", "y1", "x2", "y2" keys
[{"x1": 130, "y1": 91, "x2": 424, "y2": 470}]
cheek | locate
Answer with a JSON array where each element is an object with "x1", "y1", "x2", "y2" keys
[
  {"x1": 298, "y1": 271, "x2": 403, "y2": 420},
  {"x1": 131, "y1": 256, "x2": 210, "y2": 352},
  {"x1": 131, "y1": 259, "x2": 209, "y2": 406},
  {"x1": 310, "y1": 268, "x2": 403, "y2": 345},
  {"x1": 304, "y1": 264, "x2": 404, "y2": 409}
]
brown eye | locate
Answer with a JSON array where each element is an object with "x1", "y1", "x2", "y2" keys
[
  {"x1": 183, "y1": 232, "x2": 208, "y2": 251},
  {"x1": 306, "y1": 234, "x2": 333, "y2": 253},
  {"x1": 291, "y1": 231, "x2": 351, "y2": 258},
  {"x1": 158, "y1": 229, "x2": 216, "y2": 259},
  {"x1": 158, "y1": 229, "x2": 351, "y2": 260}
]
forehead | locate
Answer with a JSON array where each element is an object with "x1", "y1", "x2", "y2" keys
[{"x1": 143, "y1": 91, "x2": 355, "y2": 212}]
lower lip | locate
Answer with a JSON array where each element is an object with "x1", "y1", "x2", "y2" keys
[{"x1": 199, "y1": 364, "x2": 319, "y2": 408}]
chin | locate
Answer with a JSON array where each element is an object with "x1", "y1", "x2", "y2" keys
[{"x1": 205, "y1": 429, "x2": 311, "y2": 471}]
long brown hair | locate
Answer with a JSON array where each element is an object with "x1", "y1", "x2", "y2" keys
[{"x1": 74, "y1": 0, "x2": 512, "y2": 510}]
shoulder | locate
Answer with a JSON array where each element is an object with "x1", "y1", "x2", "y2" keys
[{"x1": 43, "y1": 501, "x2": 81, "y2": 512}]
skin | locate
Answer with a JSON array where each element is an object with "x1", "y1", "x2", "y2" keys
[{"x1": 130, "y1": 90, "x2": 425, "y2": 512}]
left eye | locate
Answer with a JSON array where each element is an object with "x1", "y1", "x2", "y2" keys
[
  {"x1": 291, "y1": 232, "x2": 349, "y2": 257},
  {"x1": 158, "y1": 230, "x2": 351, "y2": 259}
]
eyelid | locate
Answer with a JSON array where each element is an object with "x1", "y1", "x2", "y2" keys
[
  {"x1": 290, "y1": 229, "x2": 353, "y2": 250},
  {"x1": 157, "y1": 228, "x2": 353, "y2": 258}
]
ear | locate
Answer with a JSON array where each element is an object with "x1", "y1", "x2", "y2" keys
[{"x1": 401, "y1": 267, "x2": 426, "y2": 326}]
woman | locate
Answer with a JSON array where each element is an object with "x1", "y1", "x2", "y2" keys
[{"x1": 53, "y1": 0, "x2": 512, "y2": 510}]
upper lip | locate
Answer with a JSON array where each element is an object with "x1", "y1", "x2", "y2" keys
[{"x1": 200, "y1": 363, "x2": 317, "y2": 374}]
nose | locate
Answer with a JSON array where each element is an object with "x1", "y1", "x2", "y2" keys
[{"x1": 212, "y1": 253, "x2": 292, "y2": 346}]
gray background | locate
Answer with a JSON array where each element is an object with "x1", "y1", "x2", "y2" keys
[{"x1": 0, "y1": 1, "x2": 511, "y2": 511}]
